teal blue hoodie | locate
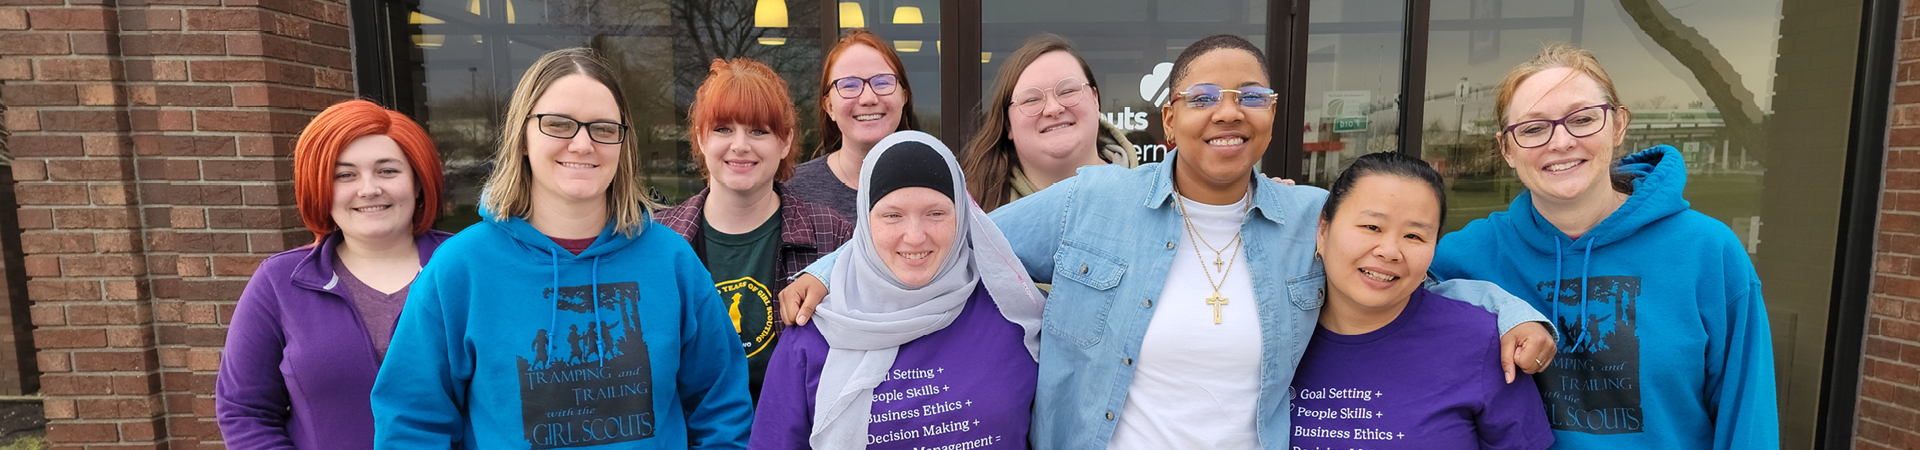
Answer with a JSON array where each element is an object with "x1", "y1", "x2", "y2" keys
[
  {"x1": 1432, "y1": 146, "x2": 1777, "y2": 449},
  {"x1": 372, "y1": 207, "x2": 752, "y2": 449}
]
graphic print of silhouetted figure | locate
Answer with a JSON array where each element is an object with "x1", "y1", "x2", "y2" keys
[
  {"x1": 585, "y1": 322, "x2": 601, "y2": 362},
  {"x1": 566, "y1": 324, "x2": 585, "y2": 365},
  {"x1": 598, "y1": 320, "x2": 622, "y2": 358},
  {"x1": 531, "y1": 329, "x2": 550, "y2": 369}
]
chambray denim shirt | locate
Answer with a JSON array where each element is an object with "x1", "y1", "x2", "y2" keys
[{"x1": 805, "y1": 153, "x2": 1550, "y2": 449}]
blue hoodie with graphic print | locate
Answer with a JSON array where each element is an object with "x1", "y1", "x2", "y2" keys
[
  {"x1": 1431, "y1": 146, "x2": 1777, "y2": 450},
  {"x1": 372, "y1": 206, "x2": 752, "y2": 449}
]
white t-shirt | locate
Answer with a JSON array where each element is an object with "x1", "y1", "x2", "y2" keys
[{"x1": 1109, "y1": 193, "x2": 1261, "y2": 449}]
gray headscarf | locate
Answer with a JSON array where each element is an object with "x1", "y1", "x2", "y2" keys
[{"x1": 808, "y1": 131, "x2": 1044, "y2": 448}]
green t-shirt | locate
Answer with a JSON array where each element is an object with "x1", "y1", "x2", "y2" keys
[{"x1": 701, "y1": 209, "x2": 782, "y2": 401}]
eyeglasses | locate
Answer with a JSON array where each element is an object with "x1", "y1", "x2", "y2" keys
[
  {"x1": 1011, "y1": 78, "x2": 1090, "y2": 117},
  {"x1": 1502, "y1": 104, "x2": 1614, "y2": 148},
  {"x1": 830, "y1": 74, "x2": 900, "y2": 99},
  {"x1": 1173, "y1": 84, "x2": 1279, "y2": 110},
  {"x1": 529, "y1": 114, "x2": 628, "y2": 145}
]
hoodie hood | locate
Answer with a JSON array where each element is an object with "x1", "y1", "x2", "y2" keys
[
  {"x1": 1096, "y1": 118, "x2": 1141, "y2": 169},
  {"x1": 1506, "y1": 145, "x2": 1690, "y2": 254}
]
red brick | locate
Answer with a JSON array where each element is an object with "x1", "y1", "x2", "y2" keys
[
  {"x1": 172, "y1": 184, "x2": 243, "y2": 205},
  {"x1": 78, "y1": 83, "x2": 119, "y2": 105},
  {"x1": 7, "y1": 134, "x2": 84, "y2": 157},
  {"x1": 201, "y1": 160, "x2": 289, "y2": 181},
  {"x1": 120, "y1": 418, "x2": 161, "y2": 441},
  {"x1": 111, "y1": 373, "x2": 156, "y2": 395},
  {"x1": 34, "y1": 328, "x2": 105, "y2": 349},
  {"x1": 0, "y1": 58, "x2": 29, "y2": 80},
  {"x1": 37, "y1": 58, "x2": 118, "y2": 81},
  {"x1": 210, "y1": 255, "x2": 266, "y2": 276},
  {"x1": 237, "y1": 135, "x2": 295, "y2": 157},
  {"x1": 16, "y1": 208, "x2": 51, "y2": 229},
  {"x1": 130, "y1": 34, "x2": 226, "y2": 56},
  {"x1": 0, "y1": 8, "x2": 23, "y2": 30},
  {"x1": 1879, "y1": 275, "x2": 1920, "y2": 299},
  {"x1": 30, "y1": 304, "x2": 66, "y2": 326},
  {"x1": 11, "y1": 160, "x2": 45, "y2": 182},
  {"x1": 0, "y1": 33, "x2": 69, "y2": 55},
  {"x1": 62, "y1": 254, "x2": 144, "y2": 276},
  {"x1": 151, "y1": 85, "x2": 232, "y2": 107},
  {"x1": 40, "y1": 109, "x2": 129, "y2": 131},
  {"x1": 65, "y1": 304, "x2": 110, "y2": 326},
  {"x1": 105, "y1": 279, "x2": 142, "y2": 301},
  {"x1": 242, "y1": 184, "x2": 293, "y2": 206},
  {"x1": 16, "y1": 183, "x2": 89, "y2": 205},
  {"x1": 107, "y1": 326, "x2": 151, "y2": 348},
  {"x1": 46, "y1": 422, "x2": 117, "y2": 443},
  {"x1": 125, "y1": 59, "x2": 188, "y2": 81},
  {"x1": 70, "y1": 31, "x2": 111, "y2": 55},
  {"x1": 316, "y1": 67, "x2": 349, "y2": 90},
  {"x1": 38, "y1": 351, "x2": 71, "y2": 373},
  {"x1": 47, "y1": 159, "x2": 133, "y2": 181},
  {"x1": 27, "y1": 8, "x2": 116, "y2": 30},
  {"x1": 82, "y1": 133, "x2": 133, "y2": 156},
  {"x1": 5, "y1": 107, "x2": 38, "y2": 131},
  {"x1": 92, "y1": 183, "x2": 137, "y2": 205},
  {"x1": 73, "y1": 350, "x2": 152, "y2": 372},
  {"x1": 187, "y1": 60, "x2": 265, "y2": 82},
  {"x1": 21, "y1": 231, "x2": 91, "y2": 253},
  {"x1": 186, "y1": 348, "x2": 219, "y2": 371},
  {"x1": 23, "y1": 255, "x2": 58, "y2": 277},
  {"x1": 95, "y1": 230, "x2": 143, "y2": 252},
  {"x1": 124, "y1": 8, "x2": 182, "y2": 31},
  {"x1": 2, "y1": 83, "x2": 78, "y2": 106},
  {"x1": 130, "y1": 109, "x2": 195, "y2": 132},
  {"x1": 185, "y1": 9, "x2": 265, "y2": 31},
  {"x1": 179, "y1": 279, "x2": 246, "y2": 300},
  {"x1": 206, "y1": 207, "x2": 295, "y2": 229}
]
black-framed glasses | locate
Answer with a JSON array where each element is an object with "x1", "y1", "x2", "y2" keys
[
  {"x1": 1502, "y1": 104, "x2": 1614, "y2": 148},
  {"x1": 529, "y1": 114, "x2": 628, "y2": 145},
  {"x1": 1011, "y1": 77, "x2": 1090, "y2": 117},
  {"x1": 1173, "y1": 84, "x2": 1279, "y2": 110},
  {"x1": 830, "y1": 74, "x2": 900, "y2": 99}
]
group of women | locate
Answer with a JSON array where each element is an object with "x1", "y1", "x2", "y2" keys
[{"x1": 212, "y1": 26, "x2": 1778, "y2": 450}]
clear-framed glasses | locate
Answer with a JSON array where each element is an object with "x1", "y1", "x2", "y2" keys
[
  {"x1": 830, "y1": 74, "x2": 900, "y2": 99},
  {"x1": 1011, "y1": 77, "x2": 1090, "y2": 117},
  {"x1": 1173, "y1": 84, "x2": 1279, "y2": 110},
  {"x1": 529, "y1": 114, "x2": 628, "y2": 145},
  {"x1": 1501, "y1": 104, "x2": 1614, "y2": 148}
]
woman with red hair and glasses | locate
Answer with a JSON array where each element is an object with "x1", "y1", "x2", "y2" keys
[
  {"x1": 654, "y1": 58, "x2": 853, "y2": 404},
  {"x1": 785, "y1": 29, "x2": 923, "y2": 221},
  {"x1": 215, "y1": 99, "x2": 447, "y2": 450}
]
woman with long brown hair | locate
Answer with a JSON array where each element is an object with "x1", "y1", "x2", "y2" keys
[{"x1": 961, "y1": 33, "x2": 1138, "y2": 212}]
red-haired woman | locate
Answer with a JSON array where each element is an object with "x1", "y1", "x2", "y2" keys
[
  {"x1": 655, "y1": 58, "x2": 854, "y2": 403},
  {"x1": 216, "y1": 99, "x2": 447, "y2": 450},
  {"x1": 785, "y1": 29, "x2": 922, "y2": 220}
]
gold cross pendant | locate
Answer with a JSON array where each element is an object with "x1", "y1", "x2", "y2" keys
[
  {"x1": 1206, "y1": 292, "x2": 1229, "y2": 324},
  {"x1": 1213, "y1": 257, "x2": 1224, "y2": 271}
]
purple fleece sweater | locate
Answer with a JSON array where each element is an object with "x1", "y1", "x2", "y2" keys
[{"x1": 215, "y1": 230, "x2": 451, "y2": 449}]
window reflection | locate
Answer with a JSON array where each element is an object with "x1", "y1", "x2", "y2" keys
[
  {"x1": 981, "y1": 0, "x2": 1268, "y2": 165},
  {"x1": 1301, "y1": 0, "x2": 1405, "y2": 187}
]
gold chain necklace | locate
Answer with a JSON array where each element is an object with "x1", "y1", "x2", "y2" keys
[{"x1": 1173, "y1": 192, "x2": 1249, "y2": 324}]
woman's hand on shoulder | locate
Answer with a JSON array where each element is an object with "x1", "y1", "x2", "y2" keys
[
  {"x1": 1501, "y1": 322, "x2": 1557, "y2": 383},
  {"x1": 779, "y1": 274, "x2": 829, "y2": 326}
]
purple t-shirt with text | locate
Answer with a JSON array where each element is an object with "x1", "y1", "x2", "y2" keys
[
  {"x1": 1288, "y1": 287, "x2": 1553, "y2": 450},
  {"x1": 750, "y1": 284, "x2": 1036, "y2": 449}
]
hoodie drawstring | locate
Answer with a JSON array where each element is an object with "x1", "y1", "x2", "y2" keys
[
  {"x1": 1580, "y1": 238, "x2": 1594, "y2": 346},
  {"x1": 591, "y1": 256, "x2": 606, "y2": 367},
  {"x1": 548, "y1": 252, "x2": 560, "y2": 368},
  {"x1": 1552, "y1": 239, "x2": 1562, "y2": 337}
]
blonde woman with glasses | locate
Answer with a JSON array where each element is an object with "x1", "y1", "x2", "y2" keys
[
  {"x1": 960, "y1": 33, "x2": 1138, "y2": 212},
  {"x1": 371, "y1": 48, "x2": 752, "y2": 449}
]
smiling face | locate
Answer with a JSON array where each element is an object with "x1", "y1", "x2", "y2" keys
[
  {"x1": 868, "y1": 187, "x2": 957, "y2": 288},
  {"x1": 1162, "y1": 49, "x2": 1275, "y2": 198},
  {"x1": 698, "y1": 121, "x2": 791, "y2": 196},
  {"x1": 1007, "y1": 51, "x2": 1101, "y2": 163},
  {"x1": 525, "y1": 74, "x2": 624, "y2": 208},
  {"x1": 1316, "y1": 174, "x2": 1441, "y2": 316},
  {"x1": 824, "y1": 44, "x2": 908, "y2": 152},
  {"x1": 331, "y1": 135, "x2": 420, "y2": 245},
  {"x1": 1500, "y1": 67, "x2": 1627, "y2": 204}
]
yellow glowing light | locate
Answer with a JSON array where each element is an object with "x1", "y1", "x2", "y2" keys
[
  {"x1": 505, "y1": 0, "x2": 517, "y2": 23},
  {"x1": 839, "y1": 2, "x2": 865, "y2": 28},
  {"x1": 895, "y1": 40, "x2": 922, "y2": 52},
  {"x1": 759, "y1": 38, "x2": 788, "y2": 45},
  {"x1": 409, "y1": 12, "x2": 443, "y2": 24},
  {"x1": 413, "y1": 35, "x2": 445, "y2": 48},
  {"x1": 755, "y1": 0, "x2": 788, "y2": 28},
  {"x1": 982, "y1": 52, "x2": 991, "y2": 63},
  {"x1": 892, "y1": 6, "x2": 922, "y2": 24},
  {"x1": 467, "y1": 0, "x2": 481, "y2": 15}
]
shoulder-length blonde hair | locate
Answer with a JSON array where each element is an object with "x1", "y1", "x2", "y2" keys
[{"x1": 481, "y1": 47, "x2": 655, "y2": 236}]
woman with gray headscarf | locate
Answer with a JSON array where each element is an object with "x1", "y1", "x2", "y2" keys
[{"x1": 748, "y1": 131, "x2": 1044, "y2": 449}]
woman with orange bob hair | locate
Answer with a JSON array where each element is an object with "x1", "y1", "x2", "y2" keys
[
  {"x1": 216, "y1": 99, "x2": 448, "y2": 449},
  {"x1": 655, "y1": 58, "x2": 854, "y2": 403}
]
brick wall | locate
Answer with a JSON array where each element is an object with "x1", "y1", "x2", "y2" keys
[
  {"x1": 0, "y1": 0, "x2": 351, "y2": 446},
  {"x1": 1863, "y1": 0, "x2": 1920, "y2": 448}
]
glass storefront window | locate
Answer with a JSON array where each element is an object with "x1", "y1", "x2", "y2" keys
[
  {"x1": 1300, "y1": 0, "x2": 1406, "y2": 187},
  {"x1": 1422, "y1": 0, "x2": 1861, "y2": 446},
  {"x1": 981, "y1": 0, "x2": 1269, "y2": 165}
]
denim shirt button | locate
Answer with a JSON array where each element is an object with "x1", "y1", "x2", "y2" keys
[
  {"x1": 1166, "y1": 241, "x2": 1175, "y2": 249},
  {"x1": 1080, "y1": 264, "x2": 1089, "y2": 274},
  {"x1": 1105, "y1": 411, "x2": 1115, "y2": 420},
  {"x1": 1142, "y1": 299, "x2": 1152, "y2": 308},
  {"x1": 1123, "y1": 357, "x2": 1133, "y2": 365}
]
